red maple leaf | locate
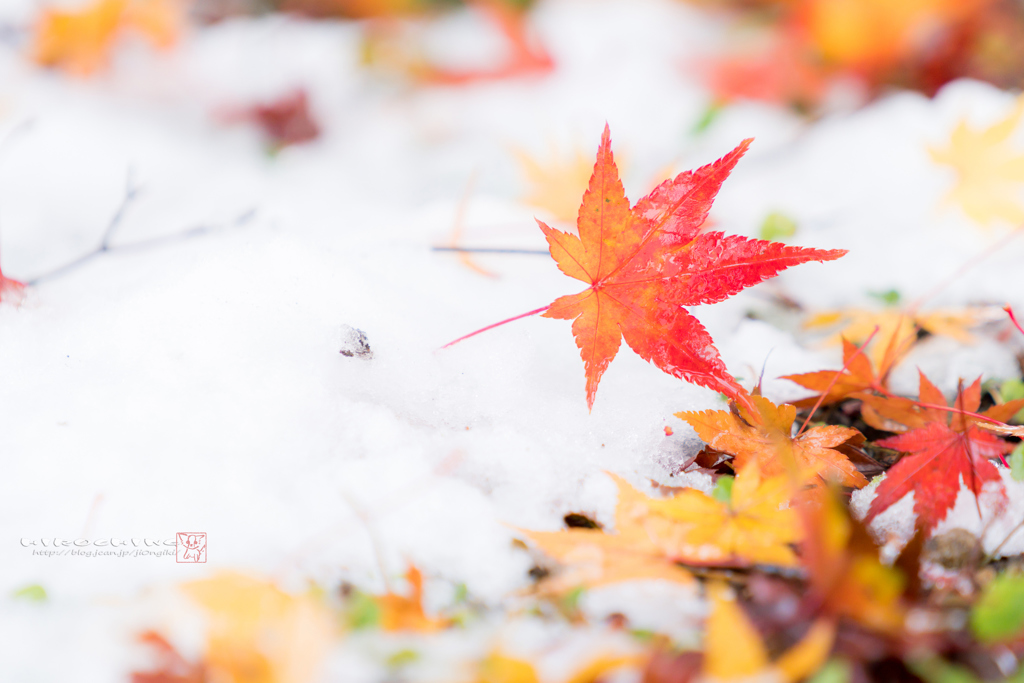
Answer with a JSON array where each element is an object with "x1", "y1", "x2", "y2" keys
[
  {"x1": 220, "y1": 89, "x2": 321, "y2": 149},
  {"x1": 701, "y1": 34, "x2": 827, "y2": 110},
  {"x1": 131, "y1": 630, "x2": 205, "y2": 683},
  {"x1": 864, "y1": 374, "x2": 1019, "y2": 533},
  {"x1": 0, "y1": 262, "x2": 25, "y2": 304},
  {"x1": 534, "y1": 125, "x2": 846, "y2": 409}
]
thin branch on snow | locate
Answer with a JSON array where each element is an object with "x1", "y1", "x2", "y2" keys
[
  {"x1": 432, "y1": 246, "x2": 548, "y2": 255},
  {"x1": 26, "y1": 172, "x2": 257, "y2": 286}
]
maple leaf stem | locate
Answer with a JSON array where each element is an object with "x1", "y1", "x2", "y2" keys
[
  {"x1": 442, "y1": 305, "x2": 551, "y2": 348},
  {"x1": 907, "y1": 222, "x2": 1024, "y2": 315},
  {"x1": 869, "y1": 384, "x2": 1014, "y2": 466},
  {"x1": 1006, "y1": 305, "x2": 1024, "y2": 338},
  {"x1": 910, "y1": 400, "x2": 1013, "y2": 435},
  {"x1": 986, "y1": 517, "x2": 1024, "y2": 562},
  {"x1": 796, "y1": 326, "x2": 880, "y2": 437}
]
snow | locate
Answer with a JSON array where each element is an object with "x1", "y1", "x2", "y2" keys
[{"x1": 2, "y1": 0, "x2": 1024, "y2": 680}]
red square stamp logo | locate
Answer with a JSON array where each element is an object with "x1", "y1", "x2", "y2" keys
[{"x1": 176, "y1": 533, "x2": 207, "y2": 563}]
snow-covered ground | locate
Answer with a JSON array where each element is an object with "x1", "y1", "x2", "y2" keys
[{"x1": 3, "y1": 0, "x2": 1024, "y2": 680}]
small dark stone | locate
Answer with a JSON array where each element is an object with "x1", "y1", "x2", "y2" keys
[
  {"x1": 340, "y1": 325, "x2": 373, "y2": 360},
  {"x1": 528, "y1": 565, "x2": 550, "y2": 581},
  {"x1": 923, "y1": 528, "x2": 982, "y2": 570},
  {"x1": 563, "y1": 513, "x2": 602, "y2": 529}
]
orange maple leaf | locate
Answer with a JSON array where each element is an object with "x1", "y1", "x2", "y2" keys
[
  {"x1": 799, "y1": 487, "x2": 906, "y2": 634},
  {"x1": 677, "y1": 394, "x2": 867, "y2": 488},
  {"x1": 131, "y1": 631, "x2": 205, "y2": 683},
  {"x1": 783, "y1": 336, "x2": 890, "y2": 408},
  {"x1": 32, "y1": 0, "x2": 180, "y2": 76},
  {"x1": 375, "y1": 565, "x2": 449, "y2": 632},
  {"x1": 344, "y1": 0, "x2": 551, "y2": 85},
  {"x1": 797, "y1": 0, "x2": 988, "y2": 75},
  {"x1": 535, "y1": 125, "x2": 845, "y2": 410}
]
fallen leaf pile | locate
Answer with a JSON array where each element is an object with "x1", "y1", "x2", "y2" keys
[{"x1": 127, "y1": 124, "x2": 1024, "y2": 683}]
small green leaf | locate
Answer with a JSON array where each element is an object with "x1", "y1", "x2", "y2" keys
[
  {"x1": 1011, "y1": 443, "x2": 1024, "y2": 482},
  {"x1": 561, "y1": 585, "x2": 586, "y2": 613},
  {"x1": 908, "y1": 657, "x2": 980, "y2": 683},
  {"x1": 692, "y1": 101, "x2": 724, "y2": 135},
  {"x1": 759, "y1": 212, "x2": 798, "y2": 242},
  {"x1": 1000, "y1": 379, "x2": 1024, "y2": 423},
  {"x1": 807, "y1": 658, "x2": 851, "y2": 683},
  {"x1": 347, "y1": 590, "x2": 382, "y2": 630},
  {"x1": 452, "y1": 582, "x2": 469, "y2": 604},
  {"x1": 867, "y1": 289, "x2": 901, "y2": 306},
  {"x1": 711, "y1": 476, "x2": 734, "y2": 504},
  {"x1": 12, "y1": 584, "x2": 47, "y2": 603},
  {"x1": 386, "y1": 648, "x2": 420, "y2": 668},
  {"x1": 1001, "y1": 378, "x2": 1024, "y2": 401},
  {"x1": 971, "y1": 573, "x2": 1024, "y2": 644}
]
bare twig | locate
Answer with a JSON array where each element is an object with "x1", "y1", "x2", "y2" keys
[
  {"x1": 339, "y1": 488, "x2": 394, "y2": 594},
  {"x1": 433, "y1": 246, "x2": 549, "y2": 255},
  {"x1": 795, "y1": 326, "x2": 879, "y2": 437},
  {"x1": 986, "y1": 517, "x2": 1024, "y2": 563},
  {"x1": 26, "y1": 172, "x2": 256, "y2": 286}
]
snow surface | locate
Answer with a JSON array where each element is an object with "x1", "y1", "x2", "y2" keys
[{"x1": 2, "y1": 0, "x2": 1024, "y2": 680}]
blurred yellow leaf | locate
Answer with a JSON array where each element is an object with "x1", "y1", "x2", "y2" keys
[
  {"x1": 183, "y1": 572, "x2": 334, "y2": 683},
  {"x1": 804, "y1": 308, "x2": 982, "y2": 370},
  {"x1": 32, "y1": 0, "x2": 180, "y2": 76},
  {"x1": 477, "y1": 652, "x2": 642, "y2": 683},
  {"x1": 704, "y1": 582, "x2": 835, "y2": 683},
  {"x1": 514, "y1": 146, "x2": 594, "y2": 223},
  {"x1": 522, "y1": 473, "x2": 694, "y2": 592},
  {"x1": 930, "y1": 97, "x2": 1024, "y2": 226},
  {"x1": 646, "y1": 463, "x2": 803, "y2": 567},
  {"x1": 479, "y1": 653, "x2": 540, "y2": 683}
]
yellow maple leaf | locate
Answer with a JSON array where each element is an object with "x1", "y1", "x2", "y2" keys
[
  {"x1": 478, "y1": 653, "x2": 541, "y2": 683},
  {"x1": 477, "y1": 652, "x2": 642, "y2": 683},
  {"x1": 182, "y1": 572, "x2": 334, "y2": 683},
  {"x1": 31, "y1": 0, "x2": 180, "y2": 76},
  {"x1": 677, "y1": 394, "x2": 866, "y2": 489},
  {"x1": 703, "y1": 581, "x2": 835, "y2": 683},
  {"x1": 513, "y1": 145, "x2": 595, "y2": 223},
  {"x1": 930, "y1": 97, "x2": 1024, "y2": 226},
  {"x1": 645, "y1": 462, "x2": 803, "y2": 567},
  {"x1": 804, "y1": 307, "x2": 984, "y2": 370},
  {"x1": 522, "y1": 473, "x2": 694, "y2": 592}
]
